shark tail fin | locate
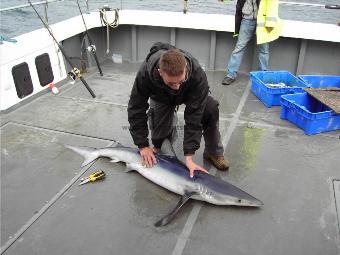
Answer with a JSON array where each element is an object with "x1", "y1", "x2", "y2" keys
[{"x1": 65, "y1": 145, "x2": 99, "y2": 167}]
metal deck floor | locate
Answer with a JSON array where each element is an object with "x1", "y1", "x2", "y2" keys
[{"x1": 1, "y1": 60, "x2": 340, "y2": 255}]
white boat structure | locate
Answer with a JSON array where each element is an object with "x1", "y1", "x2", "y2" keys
[{"x1": 1, "y1": 1, "x2": 340, "y2": 255}]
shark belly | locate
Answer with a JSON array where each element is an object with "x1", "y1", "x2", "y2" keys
[{"x1": 135, "y1": 165, "x2": 194, "y2": 196}]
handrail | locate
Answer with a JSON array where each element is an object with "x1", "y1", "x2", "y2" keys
[
  {"x1": 280, "y1": 1, "x2": 325, "y2": 8},
  {"x1": 85, "y1": 0, "x2": 90, "y2": 14},
  {"x1": 0, "y1": 0, "x2": 64, "y2": 12},
  {"x1": 280, "y1": 1, "x2": 340, "y2": 9}
]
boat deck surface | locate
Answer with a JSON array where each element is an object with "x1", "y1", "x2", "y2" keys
[{"x1": 1, "y1": 60, "x2": 340, "y2": 255}]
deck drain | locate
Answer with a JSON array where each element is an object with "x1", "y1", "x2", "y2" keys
[{"x1": 334, "y1": 180, "x2": 340, "y2": 234}]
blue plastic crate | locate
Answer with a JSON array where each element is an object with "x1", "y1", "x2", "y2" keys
[
  {"x1": 298, "y1": 75, "x2": 340, "y2": 89},
  {"x1": 280, "y1": 92, "x2": 340, "y2": 135},
  {"x1": 250, "y1": 71, "x2": 308, "y2": 107}
]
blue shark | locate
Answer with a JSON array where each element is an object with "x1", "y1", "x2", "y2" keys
[{"x1": 66, "y1": 141, "x2": 263, "y2": 226}]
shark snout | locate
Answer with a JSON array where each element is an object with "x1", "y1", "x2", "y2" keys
[{"x1": 235, "y1": 197, "x2": 263, "y2": 207}]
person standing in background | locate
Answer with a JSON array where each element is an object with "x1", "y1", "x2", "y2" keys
[{"x1": 220, "y1": 0, "x2": 282, "y2": 85}]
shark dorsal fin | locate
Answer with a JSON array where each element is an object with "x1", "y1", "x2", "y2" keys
[{"x1": 159, "y1": 139, "x2": 177, "y2": 157}]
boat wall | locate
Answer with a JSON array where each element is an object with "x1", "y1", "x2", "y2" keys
[
  {"x1": 1, "y1": 10, "x2": 339, "y2": 111},
  {"x1": 0, "y1": 27, "x2": 67, "y2": 111}
]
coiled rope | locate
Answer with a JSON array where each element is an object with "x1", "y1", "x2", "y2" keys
[{"x1": 99, "y1": 7, "x2": 119, "y2": 28}]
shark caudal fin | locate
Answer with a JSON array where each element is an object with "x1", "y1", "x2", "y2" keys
[{"x1": 65, "y1": 145, "x2": 99, "y2": 167}]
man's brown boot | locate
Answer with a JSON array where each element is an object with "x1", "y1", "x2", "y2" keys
[{"x1": 203, "y1": 152, "x2": 230, "y2": 171}]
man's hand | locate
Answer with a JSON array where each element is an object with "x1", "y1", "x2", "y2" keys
[
  {"x1": 140, "y1": 147, "x2": 157, "y2": 168},
  {"x1": 185, "y1": 155, "x2": 208, "y2": 178}
]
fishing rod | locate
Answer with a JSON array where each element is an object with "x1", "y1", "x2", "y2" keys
[
  {"x1": 28, "y1": 0, "x2": 96, "y2": 98},
  {"x1": 76, "y1": 0, "x2": 103, "y2": 76}
]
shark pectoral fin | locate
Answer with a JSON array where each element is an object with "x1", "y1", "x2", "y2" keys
[
  {"x1": 124, "y1": 163, "x2": 138, "y2": 173},
  {"x1": 110, "y1": 158, "x2": 120, "y2": 163},
  {"x1": 154, "y1": 191, "x2": 197, "y2": 227}
]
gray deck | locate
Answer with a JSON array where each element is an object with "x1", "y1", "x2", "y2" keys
[{"x1": 1, "y1": 60, "x2": 340, "y2": 255}]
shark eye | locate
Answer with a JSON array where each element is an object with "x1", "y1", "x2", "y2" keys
[{"x1": 237, "y1": 199, "x2": 242, "y2": 203}]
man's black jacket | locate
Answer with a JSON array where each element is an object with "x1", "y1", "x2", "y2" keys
[{"x1": 127, "y1": 42, "x2": 209, "y2": 155}]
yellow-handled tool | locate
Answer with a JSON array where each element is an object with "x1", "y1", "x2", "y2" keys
[{"x1": 79, "y1": 170, "x2": 106, "y2": 186}]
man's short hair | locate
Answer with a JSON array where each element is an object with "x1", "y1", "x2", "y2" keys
[{"x1": 159, "y1": 49, "x2": 186, "y2": 76}]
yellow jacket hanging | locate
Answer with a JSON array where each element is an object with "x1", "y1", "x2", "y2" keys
[{"x1": 256, "y1": 0, "x2": 283, "y2": 44}]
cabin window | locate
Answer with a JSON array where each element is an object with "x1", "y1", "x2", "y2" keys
[
  {"x1": 35, "y1": 53, "x2": 54, "y2": 86},
  {"x1": 12, "y1": 62, "x2": 34, "y2": 99}
]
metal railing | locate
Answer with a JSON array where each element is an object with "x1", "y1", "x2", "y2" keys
[
  {"x1": 0, "y1": 0, "x2": 338, "y2": 37},
  {"x1": 0, "y1": 0, "x2": 64, "y2": 12},
  {"x1": 0, "y1": 0, "x2": 124, "y2": 14},
  {"x1": 0, "y1": 0, "x2": 65, "y2": 23}
]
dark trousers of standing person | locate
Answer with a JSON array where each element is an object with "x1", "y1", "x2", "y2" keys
[{"x1": 147, "y1": 96, "x2": 224, "y2": 156}]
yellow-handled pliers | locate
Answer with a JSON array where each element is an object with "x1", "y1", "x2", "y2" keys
[{"x1": 79, "y1": 170, "x2": 106, "y2": 186}]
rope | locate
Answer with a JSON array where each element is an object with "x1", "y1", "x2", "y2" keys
[{"x1": 99, "y1": 7, "x2": 119, "y2": 28}]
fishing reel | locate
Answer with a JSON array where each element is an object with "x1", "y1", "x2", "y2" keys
[
  {"x1": 67, "y1": 70, "x2": 77, "y2": 84},
  {"x1": 87, "y1": 45, "x2": 97, "y2": 53},
  {"x1": 67, "y1": 68, "x2": 81, "y2": 84}
]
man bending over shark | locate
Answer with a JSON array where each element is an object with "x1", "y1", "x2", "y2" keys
[{"x1": 128, "y1": 42, "x2": 229, "y2": 177}]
